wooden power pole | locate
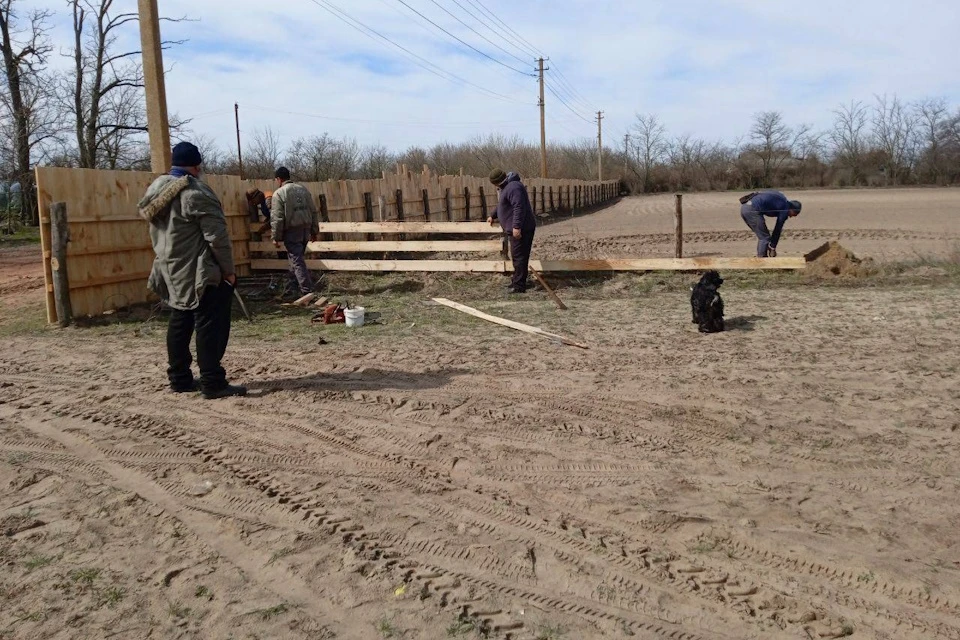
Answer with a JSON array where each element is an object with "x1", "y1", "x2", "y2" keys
[
  {"x1": 596, "y1": 111, "x2": 604, "y2": 181},
  {"x1": 137, "y1": 0, "x2": 171, "y2": 172},
  {"x1": 538, "y1": 57, "x2": 548, "y2": 179},
  {"x1": 235, "y1": 103, "x2": 244, "y2": 180}
]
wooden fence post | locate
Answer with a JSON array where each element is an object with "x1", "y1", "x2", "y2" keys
[
  {"x1": 540, "y1": 186, "x2": 545, "y2": 214},
  {"x1": 531, "y1": 186, "x2": 537, "y2": 214},
  {"x1": 50, "y1": 202, "x2": 72, "y2": 327},
  {"x1": 463, "y1": 187, "x2": 471, "y2": 221},
  {"x1": 318, "y1": 193, "x2": 331, "y2": 241},
  {"x1": 675, "y1": 194, "x2": 683, "y2": 259},
  {"x1": 395, "y1": 189, "x2": 404, "y2": 222},
  {"x1": 363, "y1": 192, "x2": 374, "y2": 241},
  {"x1": 444, "y1": 188, "x2": 452, "y2": 221},
  {"x1": 478, "y1": 186, "x2": 488, "y2": 220},
  {"x1": 422, "y1": 188, "x2": 431, "y2": 222},
  {"x1": 549, "y1": 186, "x2": 554, "y2": 212}
]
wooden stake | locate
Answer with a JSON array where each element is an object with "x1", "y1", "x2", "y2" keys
[
  {"x1": 50, "y1": 202, "x2": 72, "y2": 327},
  {"x1": 137, "y1": 0, "x2": 171, "y2": 172},
  {"x1": 529, "y1": 267, "x2": 567, "y2": 310},
  {"x1": 675, "y1": 194, "x2": 683, "y2": 259},
  {"x1": 432, "y1": 298, "x2": 586, "y2": 349}
]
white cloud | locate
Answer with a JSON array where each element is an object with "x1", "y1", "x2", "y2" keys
[{"x1": 19, "y1": 0, "x2": 960, "y2": 154}]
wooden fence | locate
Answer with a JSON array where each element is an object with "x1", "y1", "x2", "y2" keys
[{"x1": 36, "y1": 165, "x2": 618, "y2": 322}]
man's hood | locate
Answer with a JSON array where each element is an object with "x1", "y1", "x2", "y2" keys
[
  {"x1": 138, "y1": 175, "x2": 191, "y2": 223},
  {"x1": 504, "y1": 172, "x2": 521, "y2": 185}
]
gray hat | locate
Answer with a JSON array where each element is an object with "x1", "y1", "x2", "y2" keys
[
  {"x1": 789, "y1": 199, "x2": 802, "y2": 214},
  {"x1": 489, "y1": 168, "x2": 507, "y2": 186}
]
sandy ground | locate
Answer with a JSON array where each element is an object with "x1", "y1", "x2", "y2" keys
[
  {"x1": 539, "y1": 188, "x2": 960, "y2": 262},
  {"x1": 2, "y1": 188, "x2": 960, "y2": 639}
]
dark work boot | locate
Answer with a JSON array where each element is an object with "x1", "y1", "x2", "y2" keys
[
  {"x1": 202, "y1": 384, "x2": 248, "y2": 400},
  {"x1": 170, "y1": 380, "x2": 200, "y2": 394}
]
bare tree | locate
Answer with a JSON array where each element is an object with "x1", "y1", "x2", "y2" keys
[
  {"x1": 915, "y1": 97, "x2": 949, "y2": 184},
  {"x1": 357, "y1": 143, "x2": 394, "y2": 179},
  {"x1": 871, "y1": 94, "x2": 916, "y2": 186},
  {"x1": 632, "y1": 113, "x2": 667, "y2": 193},
  {"x1": 749, "y1": 111, "x2": 794, "y2": 187},
  {"x1": 244, "y1": 126, "x2": 281, "y2": 179},
  {"x1": 63, "y1": 0, "x2": 187, "y2": 169},
  {"x1": 285, "y1": 134, "x2": 361, "y2": 181},
  {"x1": 794, "y1": 129, "x2": 827, "y2": 187},
  {"x1": 0, "y1": 0, "x2": 56, "y2": 224},
  {"x1": 830, "y1": 100, "x2": 871, "y2": 186}
]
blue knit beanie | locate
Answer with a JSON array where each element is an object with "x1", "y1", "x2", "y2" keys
[{"x1": 172, "y1": 141, "x2": 202, "y2": 167}]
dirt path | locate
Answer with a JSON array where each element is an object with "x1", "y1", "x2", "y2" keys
[
  {"x1": 0, "y1": 244, "x2": 44, "y2": 309},
  {"x1": 3, "y1": 284, "x2": 959, "y2": 639},
  {"x1": 539, "y1": 188, "x2": 960, "y2": 262}
]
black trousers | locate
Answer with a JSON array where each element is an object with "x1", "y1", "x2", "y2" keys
[
  {"x1": 166, "y1": 282, "x2": 233, "y2": 392},
  {"x1": 509, "y1": 228, "x2": 535, "y2": 289}
]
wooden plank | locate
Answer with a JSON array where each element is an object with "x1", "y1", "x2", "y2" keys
[
  {"x1": 249, "y1": 240, "x2": 503, "y2": 253},
  {"x1": 528, "y1": 258, "x2": 806, "y2": 271},
  {"x1": 431, "y1": 298, "x2": 587, "y2": 349},
  {"x1": 252, "y1": 259, "x2": 508, "y2": 272},
  {"x1": 252, "y1": 257, "x2": 805, "y2": 272},
  {"x1": 248, "y1": 221, "x2": 496, "y2": 234}
]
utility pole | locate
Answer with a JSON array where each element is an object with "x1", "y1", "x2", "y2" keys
[
  {"x1": 623, "y1": 133, "x2": 630, "y2": 177},
  {"x1": 235, "y1": 103, "x2": 244, "y2": 180},
  {"x1": 137, "y1": 0, "x2": 171, "y2": 172},
  {"x1": 538, "y1": 57, "x2": 548, "y2": 179},
  {"x1": 596, "y1": 111, "x2": 604, "y2": 181}
]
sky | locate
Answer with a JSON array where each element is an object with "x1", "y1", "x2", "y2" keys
[{"x1": 21, "y1": 0, "x2": 960, "y2": 155}]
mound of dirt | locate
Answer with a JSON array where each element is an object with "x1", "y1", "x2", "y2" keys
[{"x1": 804, "y1": 241, "x2": 876, "y2": 278}]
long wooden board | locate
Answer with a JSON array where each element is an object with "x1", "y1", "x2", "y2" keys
[
  {"x1": 250, "y1": 240, "x2": 502, "y2": 253},
  {"x1": 251, "y1": 257, "x2": 806, "y2": 272},
  {"x1": 432, "y1": 298, "x2": 588, "y2": 349},
  {"x1": 250, "y1": 221, "x2": 498, "y2": 235},
  {"x1": 252, "y1": 259, "x2": 508, "y2": 272}
]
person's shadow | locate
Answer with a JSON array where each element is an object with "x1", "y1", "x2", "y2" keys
[
  {"x1": 244, "y1": 368, "x2": 466, "y2": 396},
  {"x1": 725, "y1": 315, "x2": 766, "y2": 332}
]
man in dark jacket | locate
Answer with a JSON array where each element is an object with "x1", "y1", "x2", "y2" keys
[
  {"x1": 138, "y1": 142, "x2": 247, "y2": 400},
  {"x1": 740, "y1": 190, "x2": 802, "y2": 257},
  {"x1": 488, "y1": 169, "x2": 536, "y2": 293}
]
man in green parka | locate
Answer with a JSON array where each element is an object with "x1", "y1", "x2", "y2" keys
[{"x1": 138, "y1": 142, "x2": 247, "y2": 400}]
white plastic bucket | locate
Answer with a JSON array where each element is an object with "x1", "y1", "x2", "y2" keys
[{"x1": 344, "y1": 307, "x2": 365, "y2": 328}]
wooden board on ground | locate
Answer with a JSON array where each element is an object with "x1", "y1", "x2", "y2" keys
[
  {"x1": 251, "y1": 257, "x2": 806, "y2": 272},
  {"x1": 431, "y1": 298, "x2": 588, "y2": 349}
]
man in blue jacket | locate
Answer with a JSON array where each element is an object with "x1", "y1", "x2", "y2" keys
[
  {"x1": 740, "y1": 190, "x2": 802, "y2": 257},
  {"x1": 488, "y1": 169, "x2": 537, "y2": 293}
]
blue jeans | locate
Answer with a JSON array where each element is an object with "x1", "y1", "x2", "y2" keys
[{"x1": 740, "y1": 203, "x2": 770, "y2": 257}]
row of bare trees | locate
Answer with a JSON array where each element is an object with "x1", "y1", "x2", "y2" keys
[
  {"x1": 1, "y1": 0, "x2": 187, "y2": 225},
  {"x1": 627, "y1": 96, "x2": 960, "y2": 193}
]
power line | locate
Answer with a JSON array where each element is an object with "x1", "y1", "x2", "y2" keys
[
  {"x1": 425, "y1": 0, "x2": 531, "y2": 67},
  {"x1": 550, "y1": 62, "x2": 596, "y2": 111},
  {"x1": 392, "y1": 0, "x2": 533, "y2": 76},
  {"x1": 444, "y1": 0, "x2": 535, "y2": 63},
  {"x1": 461, "y1": 0, "x2": 542, "y2": 58},
  {"x1": 545, "y1": 82, "x2": 594, "y2": 124},
  {"x1": 245, "y1": 104, "x2": 545, "y2": 128},
  {"x1": 304, "y1": 0, "x2": 529, "y2": 105}
]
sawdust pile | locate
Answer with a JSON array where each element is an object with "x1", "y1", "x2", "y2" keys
[{"x1": 804, "y1": 241, "x2": 876, "y2": 278}]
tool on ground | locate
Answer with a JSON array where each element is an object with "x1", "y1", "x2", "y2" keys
[
  {"x1": 528, "y1": 266, "x2": 567, "y2": 310},
  {"x1": 233, "y1": 288, "x2": 253, "y2": 323}
]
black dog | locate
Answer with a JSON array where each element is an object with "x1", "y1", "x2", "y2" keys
[{"x1": 690, "y1": 271, "x2": 725, "y2": 333}]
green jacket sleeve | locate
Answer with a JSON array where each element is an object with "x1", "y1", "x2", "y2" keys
[
  {"x1": 184, "y1": 184, "x2": 235, "y2": 276},
  {"x1": 270, "y1": 186, "x2": 285, "y2": 239}
]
